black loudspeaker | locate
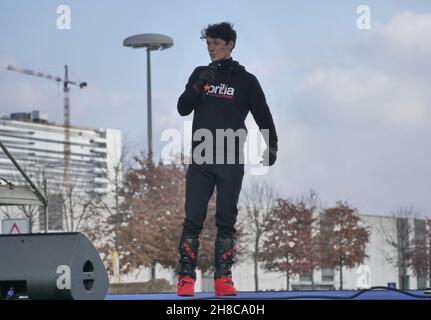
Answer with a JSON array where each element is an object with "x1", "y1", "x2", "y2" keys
[{"x1": 0, "y1": 232, "x2": 109, "y2": 300}]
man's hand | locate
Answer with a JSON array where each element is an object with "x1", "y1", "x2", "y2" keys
[
  {"x1": 198, "y1": 68, "x2": 216, "y2": 84},
  {"x1": 192, "y1": 64, "x2": 217, "y2": 93},
  {"x1": 261, "y1": 147, "x2": 277, "y2": 166}
]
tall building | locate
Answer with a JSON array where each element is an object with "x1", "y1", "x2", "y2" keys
[{"x1": 0, "y1": 111, "x2": 122, "y2": 231}]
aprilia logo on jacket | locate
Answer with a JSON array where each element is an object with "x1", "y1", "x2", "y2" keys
[{"x1": 206, "y1": 83, "x2": 235, "y2": 99}]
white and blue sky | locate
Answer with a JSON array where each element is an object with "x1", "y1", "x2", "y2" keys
[{"x1": 1, "y1": 0, "x2": 430, "y2": 216}]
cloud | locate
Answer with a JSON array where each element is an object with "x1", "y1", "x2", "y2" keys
[
  {"x1": 376, "y1": 11, "x2": 431, "y2": 55},
  {"x1": 294, "y1": 66, "x2": 430, "y2": 130},
  {"x1": 244, "y1": 58, "x2": 289, "y2": 79},
  {"x1": 270, "y1": 11, "x2": 431, "y2": 215},
  {"x1": 355, "y1": 11, "x2": 431, "y2": 74},
  {"x1": 291, "y1": 11, "x2": 431, "y2": 133},
  {"x1": 152, "y1": 89, "x2": 184, "y2": 129},
  {"x1": 108, "y1": 91, "x2": 131, "y2": 109}
]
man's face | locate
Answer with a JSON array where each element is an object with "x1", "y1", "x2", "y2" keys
[{"x1": 206, "y1": 36, "x2": 234, "y2": 62}]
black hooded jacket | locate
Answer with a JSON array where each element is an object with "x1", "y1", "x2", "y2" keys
[{"x1": 178, "y1": 58, "x2": 278, "y2": 162}]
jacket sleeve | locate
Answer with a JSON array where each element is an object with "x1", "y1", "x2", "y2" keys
[
  {"x1": 177, "y1": 67, "x2": 204, "y2": 116},
  {"x1": 248, "y1": 74, "x2": 278, "y2": 151}
]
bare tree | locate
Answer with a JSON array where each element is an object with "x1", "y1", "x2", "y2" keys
[
  {"x1": 52, "y1": 175, "x2": 99, "y2": 232},
  {"x1": 0, "y1": 151, "x2": 101, "y2": 233},
  {"x1": 0, "y1": 205, "x2": 39, "y2": 232},
  {"x1": 238, "y1": 180, "x2": 278, "y2": 291},
  {"x1": 378, "y1": 206, "x2": 417, "y2": 289},
  {"x1": 106, "y1": 134, "x2": 136, "y2": 252},
  {"x1": 84, "y1": 136, "x2": 136, "y2": 278},
  {"x1": 0, "y1": 164, "x2": 46, "y2": 232}
]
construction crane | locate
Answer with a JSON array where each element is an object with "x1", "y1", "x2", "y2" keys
[{"x1": 6, "y1": 64, "x2": 87, "y2": 193}]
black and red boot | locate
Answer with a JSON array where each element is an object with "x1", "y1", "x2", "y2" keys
[
  {"x1": 214, "y1": 237, "x2": 238, "y2": 296},
  {"x1": 177, "y1": 238, "x2": 199, "y2": 296}
]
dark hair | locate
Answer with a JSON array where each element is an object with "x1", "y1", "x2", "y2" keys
[{"x1": 200, "y1": 22, "x2": 237, "y2": 50}]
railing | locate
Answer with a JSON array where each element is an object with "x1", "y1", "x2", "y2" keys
[{"x1": 0, "y1": 141, "x2": 47, "y2": 207}]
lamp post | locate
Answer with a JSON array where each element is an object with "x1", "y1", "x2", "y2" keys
[{"x1": 123, "y1": 33, "x2": 173, "y2": 161}]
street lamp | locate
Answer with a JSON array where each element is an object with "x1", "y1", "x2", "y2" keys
[{"x1": 123, "y1": 33, "x2": 174, "y2": 161}]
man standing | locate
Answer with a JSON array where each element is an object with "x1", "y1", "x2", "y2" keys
[{"x1": 176, "y1": 22, "x2": 278, "y2": 296}]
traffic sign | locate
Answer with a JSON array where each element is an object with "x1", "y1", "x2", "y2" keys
[{"x1": 1, "y1": 219, "x2": 29, "y2": 234}]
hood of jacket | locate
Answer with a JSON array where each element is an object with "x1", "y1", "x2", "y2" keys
[{"x1": 211, "y1": 57, "x2": 245, "y2": 74}]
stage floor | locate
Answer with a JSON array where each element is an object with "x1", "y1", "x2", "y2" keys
[{"x1": 106, "y1": 288, "x2": 431, "y2": 300}]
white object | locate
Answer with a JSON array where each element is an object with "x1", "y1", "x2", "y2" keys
[{"x1": 1, "y1": 218, "x2": 30, "y2": 234}]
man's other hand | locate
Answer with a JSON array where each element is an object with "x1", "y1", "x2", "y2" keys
[
  {"x1": 261, "y1": 147, "x2": 277, "y2": 166},
  {"x1": 192, "y1": 67, "x2": 216, "y2": 92}
]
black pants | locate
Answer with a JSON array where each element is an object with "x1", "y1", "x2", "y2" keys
[{"x1": 181, "y1": 162, "x2": 244, "y2": 239}]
